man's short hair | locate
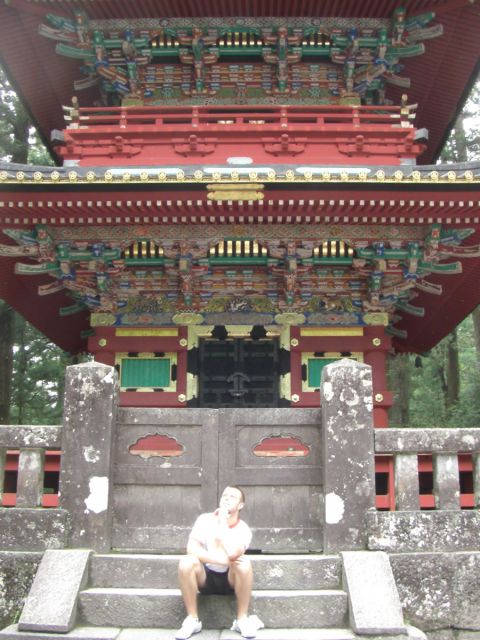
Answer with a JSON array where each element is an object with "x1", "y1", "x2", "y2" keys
[{"x1": 227, "y1": 485, "x2": 245, "y2": 504}]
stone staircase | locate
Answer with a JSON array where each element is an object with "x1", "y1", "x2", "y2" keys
[
  {"x1": 0, "y1": 551, "x2": 413, "y2": 640},
  {"x1": 81, "y1": 553, "x2": 347, "y2": 633}
]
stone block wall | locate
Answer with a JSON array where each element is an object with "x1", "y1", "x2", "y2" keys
[
  {"x1": 391, "y1": 552, "x2": 480, "y2": 636},
  {"x1": 0, "y1": 553, "x2": 41, "y2": 629}
]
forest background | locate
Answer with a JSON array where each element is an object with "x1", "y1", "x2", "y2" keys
[{"x1": 0, "y1": 66, "x2": 479, "y2": 427}]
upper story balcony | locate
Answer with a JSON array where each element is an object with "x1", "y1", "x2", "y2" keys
[{"x1": 57, "y1": 102, "x2": 426, "y2": 168}]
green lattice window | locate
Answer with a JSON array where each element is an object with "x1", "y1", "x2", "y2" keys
[
  {"x1": 307, "y1": 358, "x2": 338, "y2": 388},
  {"x1": 302, "y1": 352, "x2": 363, "y2": 391},
  {"x1": 120, "y1": 358, "x2": 172, "y2": 390}
]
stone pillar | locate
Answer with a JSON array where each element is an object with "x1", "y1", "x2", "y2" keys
[
  {"x1": 394, "y1": 453, "x2": 419, "y2": 510},
  {"x1": 474, "y1": 453, "x2": 480, "y2": 509},
  {"x1": 433, "y1": 453, "x2": 460, "y2": 510},
  {"x1": 17, "y1": 449, "x2": 45, "y2": 507},
  {"x1": 321, "y1": 358, "x2": 375, "y2": 552},
  {"x1": 59, "y1": 362, "x2": 118, "y2": 551}
]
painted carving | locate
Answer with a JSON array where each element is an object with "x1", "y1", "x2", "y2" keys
[
  {"x1": 128, "y1": 434, "x2": 184, "y2": 460},
  {"x1": 2, "y1": 224, "x2": 479, "y2": 338},
  {"x1": 39, "y1": 11, "x2": 443, "y2": 106},
  {"x1": 253, "y1": 435, "x2": 310, "y2": 457}
]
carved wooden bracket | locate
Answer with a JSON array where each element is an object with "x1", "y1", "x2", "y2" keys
[
  {"x1": 107, "y1": 136, "x2": 141, "y2": 157},
  {"x1": 263, "y1": 133, "x2": 306, "y2": 156},
  {"x1": 173, "y1": 134, "x2": 216, "y2": 156}
]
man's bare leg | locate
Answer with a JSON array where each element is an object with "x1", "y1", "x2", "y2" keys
[
  {"x1": 228, "y1": 555, "x2": 253, "y2": 619},
  {"x1": 178, "y1": 555, "x2": 206, "y2": 618}
]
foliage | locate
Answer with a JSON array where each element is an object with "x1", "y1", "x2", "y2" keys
[
  {"x1": 0, "y1": 64, "x2": 59, "y2": 424},
  {"x1": 441, "y1": 84, "x2": 480, "y2": 162},
  {"x1": 8, "y1": 312, "x2": 85, "y2": 425},
  {"x1": 0, "y1": 66, "x2": 54, "y2": 165},
  {"x1": 389, "y1": 315, "x2": 480, "y2": 427}
]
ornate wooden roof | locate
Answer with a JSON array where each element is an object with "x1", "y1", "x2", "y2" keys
[
  {"x1": 1, "y1": 156, "x2": 480, "y2": 355},
  {"x1": 0, "y1": 0, "x2": 479, "y2": 164},
  {"x1": 1, "y1": 0, "x2": 480, "y2": 355}
]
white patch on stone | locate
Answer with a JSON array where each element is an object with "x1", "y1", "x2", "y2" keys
[
  {"x1": 103, "y1": 369, "x2": 114, "y2": 385},
  {"x1": 323, "y1": 381, "x2": 334, "y2": 401},
  {"x1": 267, "y1": 566, "x2": 285, "y2": 578},
  {"x1": 461, "y1": 434, "x2": 475, "y2": 447},
  {"x1": 84, "y1": 476, "x2": 109, "y2": 514},
  {"x1": 325, "y1": 492, "x2": 345, "y2": 524},
  {"x1": 83, "y1": 446, "x2": 100, "y2": 463}
]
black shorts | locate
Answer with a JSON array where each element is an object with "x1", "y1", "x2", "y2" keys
[{"x1": 199, "y1": 566, "x2": 234, "y2": 595}]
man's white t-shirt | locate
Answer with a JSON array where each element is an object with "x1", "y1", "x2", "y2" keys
[{"x1": 189, "y1": 512, "x2": 252, "y2": 573}]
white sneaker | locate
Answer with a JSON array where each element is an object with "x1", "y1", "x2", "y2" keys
[
  {"x1": 175, "y1": 615, "x2": 202, "y2": 639},
  {"x1": 231, "y1": 615, "x2": 263, "y2": 638}
]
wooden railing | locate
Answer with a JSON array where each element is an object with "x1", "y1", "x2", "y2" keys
[
  {"x1": 65, "y1": 103, "x2": 416, "y2": 131},
  {"x1": 375, "y1": 428, "x2": 480, "y2": 511}
]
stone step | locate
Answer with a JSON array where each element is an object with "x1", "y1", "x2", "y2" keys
[
  {"x1": 121, "y1": 629, "x2": 356, "y2": 640},
  {"x1": 79, "y1": 588, "x2": 348, "y2": 629},
  {"x1": 89, "y1": 554, "x2": 342, "y2": 591},
  {"x1": 0, "y1": 626, "x2": 358, "y2": 640},
  {"x1": 0, "y1": 626, "x2": 120, "y2": 640},
  {"x1": 120, "y1": 628, "x2": 358, "y2": 640}
]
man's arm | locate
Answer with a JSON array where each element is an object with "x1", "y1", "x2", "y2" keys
[{"x1": 186, "y1": 536, "x2": 230, "y2": 566}]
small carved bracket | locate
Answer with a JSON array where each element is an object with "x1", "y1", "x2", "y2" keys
[
  {"x1": 174, "y1": 134, "x2": 216, "y2": 156},
  {"x1": 263, "y1": 134, "x2": 306, "y2": 156}
]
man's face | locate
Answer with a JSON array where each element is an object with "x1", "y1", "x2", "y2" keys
[{"x1": 219, "y1": 486, "x2": 244, "y2": 515}]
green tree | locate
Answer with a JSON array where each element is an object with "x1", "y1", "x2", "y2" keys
[
  {"x1": 0, "y1": 64, "x2": 57, "y2": 423},
  {"x1": 389, "y1": 81, "x2": 480, "y2": 427},
  {"x1": 9, "y1": 319, "x2": 75, "y2": 425}
]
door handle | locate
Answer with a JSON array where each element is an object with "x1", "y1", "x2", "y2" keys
[{"x1": 227, "y1": 372, "x2": 250, "y2": 397}]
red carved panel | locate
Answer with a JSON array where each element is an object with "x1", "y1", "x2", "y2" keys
[{"x1": 128, "y1": 434, "x2": 185, "y2": 459}]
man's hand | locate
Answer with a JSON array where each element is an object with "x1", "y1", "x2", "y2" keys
[{"x1": 216, "y1": 507, "x2": 230, "y2": 524}]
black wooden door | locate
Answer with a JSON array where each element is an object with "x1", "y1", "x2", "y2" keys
[{"x1": 197, "y1": 338, "x2": 280, "y2": 408}]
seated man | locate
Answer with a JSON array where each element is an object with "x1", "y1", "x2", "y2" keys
[{"x1": 176, "y1": 486, "x2": 260, "y2": 639}]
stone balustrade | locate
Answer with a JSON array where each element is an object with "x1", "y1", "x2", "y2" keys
[
  {"x1": 0, "y1": 425, "x2": 62, "y2": 508},
  {"x1": 374, "y1": 428, "x2": 480, "y2": 511},
  {"x1": 0, "y1": 425, "x2": 68, "y2": 551}
]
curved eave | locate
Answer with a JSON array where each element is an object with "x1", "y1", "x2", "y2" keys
[{"x1": 0, "y1": 255, "x2": 89, "y2": 353}]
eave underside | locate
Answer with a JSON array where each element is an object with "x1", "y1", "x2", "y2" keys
[{"x1": 1, "y1": 169, "x2": 480, "y2": 355}]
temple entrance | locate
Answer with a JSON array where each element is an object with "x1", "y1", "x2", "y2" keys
[
  {"x1": 197, "y1": 338, "x2": 280, "y2": 408},
  {"x1": 112, "y1": 408, "x2": 322, "y2": 553}
]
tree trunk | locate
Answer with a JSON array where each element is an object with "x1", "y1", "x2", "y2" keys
[
  {"x1": 445, "y1": 329, "x2": 460, "y2": 409},
  {"x1": 472, "y1": 306, "x2": 480, "y2": 367},
  {"x1": 397, "y1": 354, "x2": 410, "y2": 426},
  {"x1": 14, "y1": 315, "x2": 28, "y2": 425},
  {"x1": 0, "y1": 302, "x2": 14, "y2": 424},
  {"x1": 453, "y1": 112, "x2": 468, "y2": 163},
  {"x1": 388, "y1": 353, "x2": 410, "y2": 426},
  {"x1": 11, "y1": 103, "x2": 30, "y2": 164}
]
